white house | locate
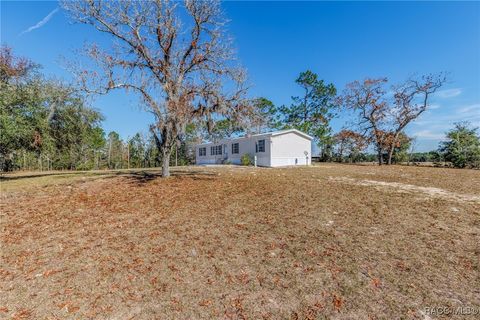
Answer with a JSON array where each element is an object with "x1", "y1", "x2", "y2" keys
[{"x1": 195, "y1": 129, "x2": 312, "y2": 167}]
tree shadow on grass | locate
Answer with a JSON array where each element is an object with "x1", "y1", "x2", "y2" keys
[
  {"x1": 123, "y1": 169, "x2": 218, "y2": 185},
  {"x1": 0, "y1": 171, "x2": 112, "y2": 181},
  {"x1": 0, "y1": 167, "x2": 219, "y2": 187}
]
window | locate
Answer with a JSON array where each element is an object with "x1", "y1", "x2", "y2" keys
[
  {"x1": 256, "y1": 139, "x2": 265, "y2": 152},
  {"x1": 199, "y1": 147, "x2": 206, "y2": 156},
  {"x1": 210, "y1": 145, "x2": 222, "y2": 155},
  {"x1": 231, "y1": 143, "x2": 239, "y2": 154}
]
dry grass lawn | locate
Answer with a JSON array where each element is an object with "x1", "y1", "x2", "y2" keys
[{"x1": 1, "y1": 164, "x2": 479, "y2": 319}]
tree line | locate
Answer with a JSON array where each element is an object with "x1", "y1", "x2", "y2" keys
[
  {"x1": 2, "y1": 1, "x2": 479, "y2": 173},
  {"x1": 3, "y1": 45, "x2": 478, "y2": 172},
  {"x1": 0, "y1": 46, "x2": 200, "y2": 172}
]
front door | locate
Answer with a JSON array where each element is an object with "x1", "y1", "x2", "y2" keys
[{"x1": 223, "y1": 144, "x2": 228, "y2": 160}]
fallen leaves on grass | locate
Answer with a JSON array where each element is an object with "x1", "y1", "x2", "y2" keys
[
  {"x1": 371, "y1": 277, "x2": 382, "y2": 289},
  {"x1": 11, "y1": 309, "x2": 32, "y2": 320},
  {"x1": 332, "y1": 294, "x2": 344, "y2": 312},
  {"x1": 199, "y1": 299, "x2": 212, "y2": 307},
  {"x1": 1, "y1": 165, "x2": 479, "y2": 319}
]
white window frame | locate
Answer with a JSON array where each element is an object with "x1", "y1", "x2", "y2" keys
[
  {"x1": 211, "y1": 145, "x2": 222, "y2": 155},
  {"x1": 231, "y1": 143, "x2": 239, "y2": 154},
  {"x1": 257, "y1": 139, "x2": 265, "y2": 153},
  {"x1": 199, "y1": 147, "x2": 206, "y2": 156}
]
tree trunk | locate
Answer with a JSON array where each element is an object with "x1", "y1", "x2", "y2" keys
[
  {"x1": 387, "y1": 132, "x2": 400, "y2": 165},
  {"x1": 127, "y1": 143, "x2": 130, "y2": 169},
  {"x1": 161, "y1": 149, "x2": 171, "y2": 177},
  {"x1": 387, "y1": 145, "x2": 395, "y2": 165},
  {"x1": 338, "y1": 142, "x2": 344, "y2": 162},
  {"x1": 108, "y1": 138, "x2": 112, "y2": 169},
  {"x1": 377, "y1": 146, "x2": 383, "y2": 166}
]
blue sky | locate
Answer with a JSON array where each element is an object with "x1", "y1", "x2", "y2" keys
[{"x1": 1, "y1": 1, "x2": 479, "y2": 152}]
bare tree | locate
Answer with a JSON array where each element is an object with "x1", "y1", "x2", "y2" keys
[
  {"x1": 61, "y1": 0, "x2": 248, "y2": 177},
  {"x1": 342, "y1": 75, "x2": 445, "y2": 165},
  {"x1": 386, "y1": 74, "x2": 446, "y2": 164},
  {"x1": 341, "y1": 78, "x2": 389, "y2": 165}
]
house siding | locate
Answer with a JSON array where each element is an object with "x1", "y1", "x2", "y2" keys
[
  {"x1": 270, "y1": 132, "x2": 311, "y2": 166},
  {"x1": 195, "y1": 129, "x2": 311, "y2": 167}
]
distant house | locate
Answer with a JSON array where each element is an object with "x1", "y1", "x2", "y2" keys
[{"x1": 195, "y1": 129, "x2": 312, "y2": 167}]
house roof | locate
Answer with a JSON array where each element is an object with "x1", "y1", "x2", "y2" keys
[
  {"x1": 196, "y1": 129, "x2": 313, "y2": 146},
  {"x1": 263, "y1": 129, "x2": 313, "y2": 140}
]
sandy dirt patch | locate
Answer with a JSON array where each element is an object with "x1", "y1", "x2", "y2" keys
[{"x1": 328, "y1": 176, "x2": 480, "y2": 204}]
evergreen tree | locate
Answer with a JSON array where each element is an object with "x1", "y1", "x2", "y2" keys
[
  {"x1": 279, "y1": 71, "x2": 337, "y2": 157},
  {"x1": 439, "y1": 122, "x2": 480, "y2": 168},
  {"x1": 128, "y1": 133, "x2": 147, "y2": 168},
  {"x1": 250, "y1": 97, "x2": 279, "y2": 133}
]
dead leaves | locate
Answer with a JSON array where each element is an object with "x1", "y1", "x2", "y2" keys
[
  {"x1": 170, "y1": 297, "x2": 182, "y2": 312},
  {"x1": 42, "y1": 269, "x2": 61, "y2": 278},
  {"x1": 1, "y1": 165, "x2": 479, "y2": 319},
  {"x1": 362, "y1": 269, "x2": 383, "y2": 290},
  {"x1": 236, "y1": 270, "x2": 250, "y2": 285},
  {"x1": 168, "y1": 264, "x2": 179, "y2": 272},
  {"x1": 305, "y1": 301, "x2": 325, "y2": 320},
  {"x1": 0, "y1": 268, "x2": 14, "y2": 281},
  {"x1": 198, "y1": 299, "x2": 212, "y2": 307},
  {"x1": 224, "y1": 297, "x2": 246, "y2": 320},
  {"x1": 290, "y1": 300, "x2": 326, "y2": 319},
  {"x1": 11, "y1": 309, "x2": 32, "y2": 320},
  {"x1": 57, "y1": 301, "x2": 80, "y2": 314},
  {"x1": 332, "y1": 294, "x2": 343, "y2": 312},
  {"x1": 371, "y1": 277, "x2": 381, "y2": 289}
]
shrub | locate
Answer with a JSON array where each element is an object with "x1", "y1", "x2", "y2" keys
[{"x1": 241, "y1": 153, "x2": 252, "y2": 166}]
